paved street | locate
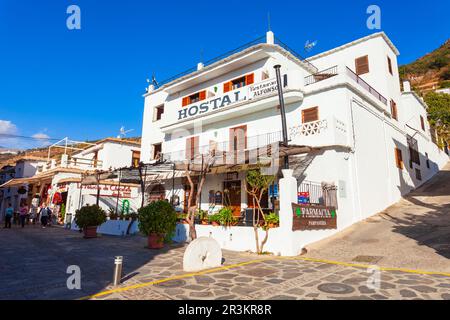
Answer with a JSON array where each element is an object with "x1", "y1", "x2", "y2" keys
[
  {"x1": 305, "y1": 162, "x2": 450, "y2": 273},
  {"x1": 0, "y1": 225, "x2": 449, "y2": 300}
]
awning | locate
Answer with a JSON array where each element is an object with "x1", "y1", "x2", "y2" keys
[{"x1": 0, "y1": 178, "x2": 32, "y2": 188}]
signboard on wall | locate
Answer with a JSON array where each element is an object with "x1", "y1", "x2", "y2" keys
[
  {"x1": 178, "y1": 78, "x2": 277, "y2": 121},
  {"x1": 292, "y1": 203, "x2": 337, "y2": 231}
]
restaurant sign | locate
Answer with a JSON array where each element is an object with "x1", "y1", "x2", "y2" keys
[
  {"x1": 178, "y1": 78, "x2": 278, "y2": 121},
  {"x1": 292, "y1": 203, "x2": 337, "y2": 231}
]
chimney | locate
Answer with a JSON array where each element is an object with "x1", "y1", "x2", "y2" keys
[
  {"x1": 266, "y1": 31, "x2": 274, "y2": 45},
  {"x1": 403, "y1": 81, "x2": 411, "y2": 93},
  {"x1": 197, "y1": 62, "x2": 204, "y2": 71}
]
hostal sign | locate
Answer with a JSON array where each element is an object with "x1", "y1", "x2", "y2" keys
[{"x1": 178, "y1": 78, "x2": 278, "y2": 121}]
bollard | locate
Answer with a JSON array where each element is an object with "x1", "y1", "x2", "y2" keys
[{"x1": 113, "y1": 256, "x2": 123, "y2": 286}]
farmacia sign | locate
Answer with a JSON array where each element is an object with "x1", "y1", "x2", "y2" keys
[{"x1": 178, "y1": 79, "x2": 278, "y2": 121}]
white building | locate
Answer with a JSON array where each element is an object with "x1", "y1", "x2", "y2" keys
[
  {"x1": 0, "y1": 138, "x2": 142, "y2": 225},
  {"x1": 140, "y1": 31, "x2": 448, "y2": 255}
]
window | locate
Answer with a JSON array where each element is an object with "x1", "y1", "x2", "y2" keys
[
  {"x1": 185, "y1": 136, "x2": 199, "y2": 161},
  {"x1": 153, "y1": 104, "x2": 164, "y2": 122},
  {"x1": 182, "y1": 90, "x2": 206, "y2": 107},
  {"x1": 131, "y1": 151, "x2": 141, "y2": 168},
  {"x1": 224, "y1": 73, "x2": 254, "y2": 93},
  {"x1": 415, "y1": 169, "x2": 422, "y2": 181},
  {"x1": 229, "y1": 126, "x2": 247, "y2": 152},
  {"x1": 302, "y1": 107, "x2": 319, "y2": 123},
  {"x1": 395, "y1": 148, "x2": 403, "y2": 170},
  {"x1": 153, "y1": 143, "x2": 162, "y2": 160},
  {"x1": 420, "y1": 115, "x2": 425, "y2": 131},
  {"x1": 390, "y1": 100, "x2": 398, "y2": 120},
  {"x1": 387, "y1": 56, "x2": 393, "y2": 75},
  {"x1": 355, "y1": 55, "x2": 369, "y2": 75},
  {"x1": 407, "y1": 135, "x2": 420, "y2": 167},
  {"x1": 425, "y1": 152, "x2": 430, "y2": 169},
  {"x1": 261, "y1": 70, "x2": 269, "y2": 80}
]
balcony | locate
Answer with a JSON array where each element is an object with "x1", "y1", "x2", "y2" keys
[
  {"x1": 41, "y1": 155, "x2": 103, "y2": 172},
  {"x1": 304, "y1": 65, "x2": 388, "y2": 107},
  {"x1": 289, "y1": 117, "x2": 349, "y2": 148},
  {"x1": 160, "y1": 117, "x2": 349, "y2": 166},
  {"x1": 161, "y1": 131, "x2": 283, "y2": 164},
  {"x1": 346, "y1": 67, "x2": 387, "y2": 105}
]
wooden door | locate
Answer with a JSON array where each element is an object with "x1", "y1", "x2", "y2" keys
[{"x1": 224, "y1": 181, "x2": 241, "y2": 217}]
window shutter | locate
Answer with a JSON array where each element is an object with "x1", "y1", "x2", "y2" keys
[
  {"x1": 302, "y1": 107, "x2": 319, "y2": 123},
  {"x1": 182, "y1": 97, "x2": 190, "y2": 107},
  {"x1": 395, "y1": 148, "x2": 403, "y2": 169},
  {"x1": 199, "y1": 90, "x2": 206, "y2": 101},
  {"x1": 223, "y1": 82, "x2": 232, "y2": 93},
  {"x1": 355, "y1": 56, "x2": 369, "y2": 75},
  {"x1": 245, "y1": 73, "x2": 254, "y2": 85},
  {"x1": 391, "y1": 100, "x2": 398, "y2": 120},
  {"x1": 387, "y1": 56, "x2": 393, "y2": 75},
  {"x1": 420, "y1": 116, "x2": 425, "y2": 131}
]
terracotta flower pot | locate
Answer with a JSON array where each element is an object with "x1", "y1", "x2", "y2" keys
[
  {"x1": 83, "y1": 226, "x2": 98, "y2": 239},
  {"x1": 148, "y1": 233, "x2": 165, "y2": 249},
  {"x1": 211, "y1": 221, "x2": 220, "y2": 227},
  {"x1": 201, "y1": 220, "x2": 209, "y2": 225},
  {"x1": 182, "y1": 220, "x2": 189, "y2": 225}
]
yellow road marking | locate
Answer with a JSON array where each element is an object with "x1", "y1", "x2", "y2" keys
[
  {"x1": 79, "y1": 255, "x2": 450, "y2": 300},
  {"x1": 291, "y1": 256, "x2": 450, "y2": 277},
  {"x1": 78, "y1": 258, "x2": 267, "y2": 300}
]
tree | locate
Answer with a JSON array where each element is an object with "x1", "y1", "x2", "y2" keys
[
  {"x1": 184, "y1": 153, "x2": 215, "y2": 242},
  {"x1": 245, "y1": 168, "x2": 275, "y2": 254},
  {"x1": 424, "y1": 92, "x2": 450, "y2": 145}
]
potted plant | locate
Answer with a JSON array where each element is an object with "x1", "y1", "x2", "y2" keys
[
  {"x1": 218, "y1": 207, "x2": 237, "y2": 227},
  {"x1": 108, "y1": 208, "x2": 118, "y2": 220},
  {"x1": 198, "y1": 210, "x2": 209, "y2": 225},
  {"x1": 138, "y1": 201, "x2": 177, "y2": 249},
  {"x1": 209, "y1": 214, "x2": 221, "y2": 226},
  {"x1": 264, "y1": 212, "x2": 280, "y2": 229},
  {"x1": 75, "y1": 205, "x2": 107, "y2": 239},
  {"x1": 129, "y1": 212, "x2": 138, "y2": 221}
]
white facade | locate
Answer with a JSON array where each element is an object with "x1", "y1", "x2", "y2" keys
[{"x1": 140, "y1": 32, "x2": 449, "y2": 255}]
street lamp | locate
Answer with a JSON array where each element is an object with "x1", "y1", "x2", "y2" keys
[{"x1": 274, "y1": 64, "x2": 289, "y2": 169}]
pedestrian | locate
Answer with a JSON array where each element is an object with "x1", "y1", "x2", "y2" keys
[
  {"x1": 4, "y1": 203, "x2": 13, "y2": 229},
  {"x1": 39, "y1": 203, "x2": 49, "y2": 228},
  {"x1": 19, "y1": 202, "x2": 29, "y2": 228}
]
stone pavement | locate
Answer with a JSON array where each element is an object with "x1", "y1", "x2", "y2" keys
[
  {"x1": 0, "y1": 226, "x2": 449, "y2": 300},
  {"x1": 305, "y1": 162, "x2": 450, "y2": 273}
]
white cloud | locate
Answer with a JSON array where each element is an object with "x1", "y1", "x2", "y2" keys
[
  {"x1": 0, "y1": 120, "x2": 18, "y2": 135},
  {"x1": 32, "y1": 133, "x2": 50, "y2": 140},
  {"x1": 32, "y1": 132, "x2": 51, "y2": 147}
]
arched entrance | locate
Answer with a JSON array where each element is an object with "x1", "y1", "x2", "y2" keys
[{"x1": 147, "y1": 184, "x2": 166, "y2": 203}]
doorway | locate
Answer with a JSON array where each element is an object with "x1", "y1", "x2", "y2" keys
[{"x1": 224, "y1": 180, "x2": 241, "y2": 217}]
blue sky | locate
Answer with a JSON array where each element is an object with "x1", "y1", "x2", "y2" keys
[{"x1": 0, "y1": 0, "x2": 448, "y2": 149}]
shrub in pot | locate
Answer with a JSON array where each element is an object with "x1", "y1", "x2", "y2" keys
[
  {"x1": 263, "y1": 212, "x2": 280, "y2": 229},
  {"x1": 75, "y1": 205, "x2": 107, "y2": 239},
  {"x1": 138, "y1": 201, "x2": 177, "y2": 249},
  {"x1": 218, "y1": 207, "x2": 237, "y2": 227},
  {"x1": 209, "y1": 214, "x2": 221, "y2": 226},
  {"x1": 198, "y1": 210, "x2": 209, "y2": 225}
]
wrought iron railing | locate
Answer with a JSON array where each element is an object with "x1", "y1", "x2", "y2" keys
[
  {"x1": 346, "y1": 67, "x2": 387, "y2": 105},
  {"x1": 298, "y1": 180, "x2": 338, "y2": 209},
  {"x1": 153, "y1": 36, "x2": 319, "y2": 89},
  {"x1": 304, "y1": 66, "x2": 338, "y2": 86},
  {"x1": 160, "y1": 131, "x2": 283, "y2": 163}
]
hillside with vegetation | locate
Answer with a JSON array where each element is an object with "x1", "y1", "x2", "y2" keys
[{"x1": 399, "y1": 39, "x2": 450, "y2": 95}]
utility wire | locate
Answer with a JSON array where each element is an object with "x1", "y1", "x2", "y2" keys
[{"x1": 0, "y1": 133, "x2": 61, "y2": 141}]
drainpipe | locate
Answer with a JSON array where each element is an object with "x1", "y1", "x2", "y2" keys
[{"x1": 274, "y1": 65, "x2": 289, "y2": 170}]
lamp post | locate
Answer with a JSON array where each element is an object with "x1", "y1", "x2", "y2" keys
[{"x1": 274, "y1": 64, "x2": 289, "y2": 169}]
